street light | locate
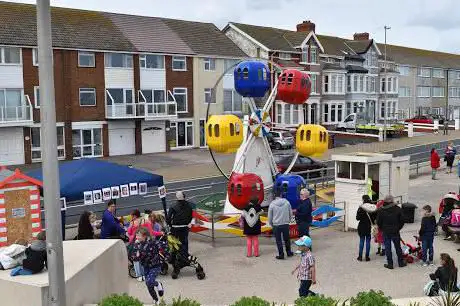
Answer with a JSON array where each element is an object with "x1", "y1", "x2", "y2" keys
[{"x1": 383, "y1": 25, "x2": 391, "y2": 141}]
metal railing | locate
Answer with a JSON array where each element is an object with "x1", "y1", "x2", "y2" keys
[
  {"x1": 145, "y1": 101, "x2": 177, "y2": 119},
  {"x1": 0, "y1": 95, "x2": 33, "y2": 125}
]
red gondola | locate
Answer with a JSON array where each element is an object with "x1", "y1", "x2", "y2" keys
[
  {"x1": 227, "y1": 173, "x2": 264, "y2": 210},
  {"x1": 277, "y1": 69, "x2": 311, "y2": 105}
]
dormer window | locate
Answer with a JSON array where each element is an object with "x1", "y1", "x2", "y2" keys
[
  {"x1": 279, "y1": 52, "x2": 291, "y2": 60},
  {"x1": 301, "y1": 46, "x2": 308, "y2": 63},
  {"x1": 310, "y1": 46, "x2": 317, "y2": 64}
]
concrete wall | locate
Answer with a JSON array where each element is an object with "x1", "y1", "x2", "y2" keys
[{"x1": 0, "y1": 239, "x2": 128, "y2": 306}]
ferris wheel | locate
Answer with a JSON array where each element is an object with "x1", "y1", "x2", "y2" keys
[{"x1": 206, "y1": 60, "x2": 329, "y2": 214}]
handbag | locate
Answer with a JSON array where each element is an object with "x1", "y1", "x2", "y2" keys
[{"x1": 366, "y1": 212, "x2": 378, "y2": 237}]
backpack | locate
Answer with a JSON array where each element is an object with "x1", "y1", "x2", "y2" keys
[{"x1": 450, "y1": 209, "x2": 460, "y2": 227}]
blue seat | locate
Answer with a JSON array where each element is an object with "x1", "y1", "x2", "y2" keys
[
  {"x1": 274, "y1": 174, "x2": 306, "y2": 209},
  {"x1": 234, "y1": 61, "x2": 270, "y2": 98}
]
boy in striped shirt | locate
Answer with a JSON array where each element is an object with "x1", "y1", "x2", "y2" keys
[{"x1": 292, "y1": 235, "x2": 316, "y2": 297}]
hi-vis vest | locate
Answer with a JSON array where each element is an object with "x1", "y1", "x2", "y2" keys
[{"x1": 367, "y1": 178, "x2": 376, "y2": 198}]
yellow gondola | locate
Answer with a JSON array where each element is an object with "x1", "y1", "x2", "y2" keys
[
  {"x1": 206, "y1": 115, "x2": 243, "y2": 153},
  {"x1": 296, "y1": 124, "x2": 328, "y2": 157}
]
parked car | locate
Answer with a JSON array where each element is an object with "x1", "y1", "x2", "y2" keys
[
  {"x1": 267, "y1": 130, "x2": 294, "y2": 150},
  {"x1": 405, "y1": 115, "x2": 445, "y2": 124},
  {"x1": 274, "y1": 154, "x2": 327, "y2": 178}
]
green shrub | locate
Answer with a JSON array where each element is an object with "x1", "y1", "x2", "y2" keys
[
  {"x1": 170, "y1": 296, "x2": 201, "y2": 306},
  {"x1": 231, "y1": 296, "x2": 270, "y2": 306},
  {"x1": 98, "y1": 293, "x2": 143, "y2": 306},
  {"x1": 349, "y1": 290, "x2": 393, "y2": 306},
  {"x1": 295, "y1": 295, "x2": 343, "y2": 306}
]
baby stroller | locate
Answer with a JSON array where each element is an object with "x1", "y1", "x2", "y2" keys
[
  {"x1": 165, "y1": 232, "x2": 206, "y2": 280},
  {"x1": 401, "y1": 236, "x2": 422, "y2": 264}
]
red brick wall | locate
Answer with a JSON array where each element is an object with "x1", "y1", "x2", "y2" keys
[{"x1": 165, "y1": 55, "x2": 194, "y2": 118}]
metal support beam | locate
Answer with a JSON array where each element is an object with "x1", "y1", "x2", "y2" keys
[{"x1": 37, "y1": 1, "x2": 67, "y2": 305}]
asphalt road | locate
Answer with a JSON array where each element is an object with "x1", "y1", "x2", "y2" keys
[{"x1": 61, "y1": 138, "x2": 460, "y2": 226}]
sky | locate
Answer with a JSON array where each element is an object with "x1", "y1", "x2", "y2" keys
[{"x1": 9, "y1": 0, "x2": 460, "y2": 54}]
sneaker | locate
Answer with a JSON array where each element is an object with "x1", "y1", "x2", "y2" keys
[
  {"x1": 156, "y1": 282, "x2": 164, "y2": 297},
  {"x1": 136, "y1": 276, "x2": 144, "y2": 282},
  {"x1": 444, "y1": 236, "x2": 452, "y2": 240},
  {"x1": 357, "y1": 256, "x2": 363, "y2": 262},
  {"x1": 423, "y1": 262, "x2": 428, "y2": 267},
  {"x1": 429, "y1": 262, "x2": 435, "y2": 266}
]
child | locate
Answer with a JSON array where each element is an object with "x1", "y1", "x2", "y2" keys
[
  {"x1": 10, "y1": 231, "x2": 47, "y2": 276},
  {"x1": 375, "y1": 200, "x2": 385, "y2": 256},
  {"x1": 132, "y1": 227, "x2": 164, "y2": 303},
  {"x1": 419, "y1": 205, "x2": 437, "y2": 266},
  {"x1": 241, "y1": 198, "x2": 262, "y2": 257},
  {"x1": 292, "y1": 236, "x2": 316, "y2": 297}
]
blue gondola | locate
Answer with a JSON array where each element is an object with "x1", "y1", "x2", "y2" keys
[
  {"x1": 234, "y1": 61, "x2": 270, "y2": 98},
  {"x1": 274, "y1": 174, "x2": 306, "y2": 209}
]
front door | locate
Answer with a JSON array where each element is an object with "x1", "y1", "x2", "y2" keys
[
  {"x1": 4, "y1": 189, "x2": 31, "y2": 244},
  {"x1": 177, "y1": 122, "x2": 186, "y2": 147},
  {"x1": 199, "y1": 119, "x2": 206, "y2": 147}
]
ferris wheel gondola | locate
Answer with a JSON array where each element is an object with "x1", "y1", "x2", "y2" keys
[{"x1": 205, "y1": 60, "x2": 329, "y2": 213}]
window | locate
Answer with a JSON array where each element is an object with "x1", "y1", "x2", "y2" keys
[
  {"x1": 173, "y1": 88, "x2": 187, "y2": 112},
  {"x1": 169, "y1": 121, "x2": 194, "y2": 148},
  {"x1": 380, "y1": 100, "x2": 398, "y2": 119},
  {"x1": 449, "y1": 87, "x2": 460, "y2": 98},
  {"x1": 337, "y1": 161, "x2": 351, "y2": 179},
  {"x1": 338, "y1": 75, "x2": 344, "y2": 93},
  {"x1": 33, "y1": 86, "x2": 40, "y2": 108},
  {"x1": 0, "y1": 89, "x2": 23, "y2": 120},
  {"x1": 223, "y1": 89, "x2": 242, "y2": 113},
  {"x1": 370, "y1": 77, "x2": 375, "y2": 93},
  {"x1": 301, "y1": 46, "x2": 308, "y2": 63},
  {"x1": 353, "y1": 75, "x2": 358, "y2": 92},
  {"x1": 331, "y1": 75, "x2": 337, "y2": 94},
  {"x1": 381, "y1": 77, "x2": 386, "y2": 93},
  {"x1": 323, "y1": 102, "x2": 344, "y2": 124},
  {"x1": 417, "y1": 86, "x2": 431, "y2": 97},
  {"x1": 277, "y1": 103, "x2": 282, "y2": 123},
  {"x1": 279, "y1": 52, "x2": 291, "y2": 60},
  {"x1": 140, "y1": 89, "x2": 166, "y2": 104},
  {"x1": 388, "y1": 77, "x2": 393, "y2": 93},
  {"x1": 432, "y1": 86, "x2": 445, "y2": 97},
  {"x1": 323, "y1": 75, "x2": 329, "y2": 93},
  {"x1": 224, "y1": 59, "x2": 239, "y2": 73},
  {"x1": 310, "y1": 47, "x2": 317, "y2": 64},
  {"x1": 32, "y1": 48, "x2": 38, "y2": 66},
  {"x1": 72, "y1": 128, "x2": 103, "y2": 158},
  {"x1": 106, "y1": 88, "x2": 133, "y2": 104},
  {"x1": 31, "y1": 126, "x2": 65, "y2": 161},
  {"x1": 172, "y1": 56, "x2": 187, "y2": 71},
  {"x1": 432, "y1": 68, "x2": 444, "y2": 78},
  {"x1": 78, "y1": 52, "x2": 95, "y2": 67},
  {"x1": 0, "y1": 47, "x2": 21, "y2": 64},
  {"x1": 79, "y1": 88, "x2": 96, "y2": 106},
  {"x1": 310, "y1": 75, "x2": 317, "y2": 94},
  {"x1": 418, "y1": 67, "x2": 431, "y2": 77},
  {"x1": 359, "y1": 75, "x2": 364, "y2": 92},
  {"x1": 399, "y1": 86, "x2": 411, "y2": 97},
  {"x1": 139, "y1": 54, "x2": 164, "y2": 69},
  {"x1": 323, "y1": 73, "x2": 344, "y2": 94},
  {"x1": 204, "y1": 58, "x2": 216, "y2": 71},
  {"x1": 104, "y1": 53, "x2": 133, "y2": 68},
  {"x1": 204, "y1": 88, "x2": 214, "y2": 104},
  {"x1": 347, "y1": 75, "x2": 351, "y2": 92}
]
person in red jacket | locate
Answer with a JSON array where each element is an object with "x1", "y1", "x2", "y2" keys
[{"x1": 431, "y1": 148, "x2": 441, "y2": 180}]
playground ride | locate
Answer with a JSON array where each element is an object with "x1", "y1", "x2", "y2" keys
[{"x1": 198, "y1": 59, "x2": 341, "y2": 237}]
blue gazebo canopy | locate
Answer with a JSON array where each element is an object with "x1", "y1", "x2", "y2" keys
[{"x1": 27, "y1": 159, "x2": 164, "y2": 202}]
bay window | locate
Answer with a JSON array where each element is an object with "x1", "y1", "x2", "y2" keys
[
  {"x1": 380, "y1": 100, "x2": 398, "y2": 119},
  {"x1": 310, "y1": 74, "x2": 317, "y2": 94},
  {"x1": 301, "y1": 46, "x2": 308, "y2": 63},
  {"x1": 323, "y1": 73, "x2": 345, "y2": 94},
  {"x1": 370, "y1": 77, "x2": 376, "y2": 93},
  {"x1": 31, "y1": 126, "x2": 65, "y2": 161},
  {"x1": 72, "y1": 128, "x2": 103, "y2": 158},
  {"x1": 323, "y1": 102, "x2": 344, "y2": 124},
  {"x1": 353, "y1": 75, "x2": 358, "y2": 92}
]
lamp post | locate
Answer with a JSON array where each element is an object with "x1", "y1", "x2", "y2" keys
[
  {"x1": 383, "y1": 25, "x2": 391, "y2": 141},
  {"x1": 37, "y1": 0, "x2": 67, "y2": 305}
]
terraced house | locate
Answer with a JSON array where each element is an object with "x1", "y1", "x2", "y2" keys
[{"x1": 0, "y1": 1, "x2": 244, "y2": 166}]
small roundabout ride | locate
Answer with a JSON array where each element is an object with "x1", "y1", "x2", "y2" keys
[{"x1": 206, "y1": 60, "x2": 329, "y2": 215}]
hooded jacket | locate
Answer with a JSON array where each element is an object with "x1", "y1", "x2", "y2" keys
[
  {"x1": 22, "y1": 240, "x2": 47, "y2": 274},
  {"x1": 167, "y1": 200, "x2": 193, "y2": 227},
  {"x1": 268, "y1": 197, "x2": 292, "y2": 227},
  {"x1": 295, "y1": 198, "x2": 313, "y2": 224},
  {"x1": 356, "y1": 203, "x2": 377, "y2": 236},
  {"x1": 419, "y1": 212, "x2": 437, "y2": 238},
  {"x1": 376, "y1": 201, "x2": 404, "y2": 236}
]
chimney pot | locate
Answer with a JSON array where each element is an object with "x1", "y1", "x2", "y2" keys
[{"x1": 296, "y1": 20, "x2": 315, "y2": 33}]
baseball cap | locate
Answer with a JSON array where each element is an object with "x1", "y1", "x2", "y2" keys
[{"x1": 295, "y1": 235, "x2": 312, "y2": 248}]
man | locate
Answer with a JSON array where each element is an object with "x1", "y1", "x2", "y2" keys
[
  {"x1": 100, "y1": 200, "x2": 125, "y2": 239},
  {"x1": 296, "y1": 189, "x2": 313, "y2": 238},
  {"x1": 167, "y1": 191, "x2": 193, "y2": 256},
  {"x1": 376, "y1": 195, "x2": 406, "y2": 269},
  {"x1": 268, "y1": 188, "x2": 293, "y2": 259}
]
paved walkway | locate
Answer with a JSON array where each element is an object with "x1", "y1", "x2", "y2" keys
[{"x1": 127, "y1": 171, "x2": 460, "y2": 305}]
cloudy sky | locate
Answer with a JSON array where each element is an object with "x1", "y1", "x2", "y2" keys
[{"x1": 10, "y1": 0, "x2": 460, "y2": 53}]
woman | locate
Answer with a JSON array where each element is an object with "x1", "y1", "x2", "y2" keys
[
  {"x1": 127, "y1": 209, "x2": 144, "y2": 282},
  {"x1": 241, "y1": 198, "x2": 262, "y2": 257},
  {"x1": 445, "y1": 142, "x2": 457, "y2": 174},
  {"x1": 356, "y1": 195, "x2": 376, "y2": 262},
  {"x1": 76, "y1": 211, "x2": 96, "y2": 240},
  {"x1": 430, "y1": 253, "x2": 459, "y2": 294},
  {"x1": 374, "y1": 199, "x2": 385, "y2": 256},
  {"x1": 431, "y1": 148, "x2": 441, "y2": 180}
]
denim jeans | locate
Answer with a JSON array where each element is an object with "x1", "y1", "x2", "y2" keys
[
  {"x1": 358, "y1": 235, "x2": 371, "y2": 258},
  {"x1": 432, "y1": 169, "x2": 437, "y2": 180},
  {"x1": 299, "y1": 280, "x2": 316, "y2": 297},
  {"x1": 297, "y1": 222, "x2": 310, "y2": 238},
  {"x1": 422, "y1": 236, "x2": 434, "y2": 263},
  {"x1": 273, "y1": 224, "x2": 292, "y2": 257},
  {"x1": 383, "y1": 233, "x2": 404, "y2": 266},
  {"x1": 133, "y1": 261, "x2": 144, "y2": 277}
]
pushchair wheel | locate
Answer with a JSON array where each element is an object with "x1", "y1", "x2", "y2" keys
[
  {"x1": 128, "y1": 264, "x2": 137, "y2": 279},
  {"x1": 171, "y1": 270, "x2": 179, "y2": 279},
  {"x1": 160, "y1": 262, "x2": 169, "y2": 276},
  {"x1": 196, "y1": 265, "x2": 205, "y2": 280}
]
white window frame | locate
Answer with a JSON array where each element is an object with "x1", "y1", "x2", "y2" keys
[
  {"x1": 105, "y1": 88, "x2": 134, "y2": 105},
  {"x1": 34, "y1": 86, "x2": 40, "y2": 108},
  {"x1": 204, "y1": 88, "x2": 214, "y2": 104},
  {"x1": 173, "y1": 87, "x2": 188, "y2": 113},
  {"x1": 278, "y1": 103, "x2": 301, "y2": 125},
  {"x1": 139, "y1": 54, "x2": 165, "y2": 70},
  {"x1": 223, "y1": 89, "x2": 243, "y2": 113},
  {"x1": 449, "y1": 87, "x2": 460, "y2": 98},
  {"x1": 301, "y1": 46, "x2": 309, "y2": 63},
  {"x1": 432, "y1": 86, "x2": 445, "y2": 98},
  {"x1": 418, "y1": 67, "x2": 431, "y2": 78},
  {"x1": 323, "y1": 73, "x2": 345, "y2": 94},
  {"x1": 72, "y1": 127, "x2": 103, "y2": 158},
  {"x1": 279, "y1": 52, "x2": 291, "y2": 60},
  {"x1": 79, "y1": 88, "x2": 97, "y2": 106},
  {"x1": 169, "y1": 120, "x2": 194, "y2": 149},
  {"x1": 0, "y1": 46, "x2": 22, "y2": 65},
  {"x1": 399, "y1": 86, "x2": 411, "y2": 97},
  {"x1": 139, "y1": 89, "x2": 167, "y2": 104},
  {"x1": 379, "y1": 100, "x2": 398, "y2": 119},
  {"x1": 432, "y1": 68, "x2": 444, "y2": 79},
  {"x1": 417, "y1": 86, "x2": 431, "y2": 98},
  {"x1": 310, "y1": 74, "x2": 318, "y2": 94},
  {"x1": 104, "y1": 53, "x2": 133, "y2": 68},
  {"x1": 398, "y1": 65, "x2": 410, "y2": 76},
  {"x1": 172, "y1": 56, "x2": 187, "y2": 71},
  {"x1": 310, "y1": 46, "x2": 317, "y2": 64},
  {"x1": 31, "y1": 125, "x2": 65, "y2": 162},
  {"x1": 78, "y1": 51, "x2": 95, "y2": 68},
  {"x1": 370, "y1": 76, "x2": 376, "y2": 93},
  {"x1": 32, "y1": 48, "x2": 39, "y2": 66},
  {"x1": 204, "y1": 58, "x2": 216, "y2": 71},
  {"x1": 323, "y1": 101, "x2": 344, "y2": 124}
]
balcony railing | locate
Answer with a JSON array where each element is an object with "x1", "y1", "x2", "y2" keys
[
  {"x1": 0, "y1": 95, "x2": 33, "y2": 126},
  {"x1": 106, "y1": 103, "x2": 146, "y2": 119},
  {"x1": 145, "y1": 101, "x2": 177, "y2": 119}
]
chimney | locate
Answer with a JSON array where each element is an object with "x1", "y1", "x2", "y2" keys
[
  {"x1": 296, "y1": 20, "x2": 315, "y2": 33},
  {"x1": 353, "y1": 32, "x2": 370, "y2": 41}
]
